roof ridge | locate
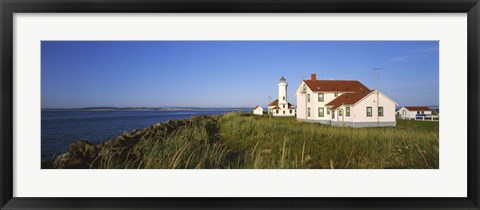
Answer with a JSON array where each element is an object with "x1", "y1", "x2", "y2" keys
[
  {"x1": 303, "y1": 80, "x2": 371, "y2": 92},
  {"x1": 306, "y1": 79, "x2": 360, "y2": 82},
  {"x1": 325, "y1": 89, "x2": 373, "y2": 109}
]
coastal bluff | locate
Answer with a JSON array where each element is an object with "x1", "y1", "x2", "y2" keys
[{"x1": 45, "y1": 115, "x2": 219, "y2": 169}]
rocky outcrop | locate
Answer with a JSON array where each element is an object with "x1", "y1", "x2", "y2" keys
[
  {"x1": 50, "y1": 116, "x2": 215, "y2": 169},
  {"x1": 52, "y1": 140, "x2": 99, "y2": 168}
]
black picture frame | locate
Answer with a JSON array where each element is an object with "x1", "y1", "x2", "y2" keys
[{"x1": 1, "y1": 0, "x2": 479, "y2": 209}]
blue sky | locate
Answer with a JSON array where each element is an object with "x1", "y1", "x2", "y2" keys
[{"x1": 41, "y1": 41, "x2": 439, "y2": 108}]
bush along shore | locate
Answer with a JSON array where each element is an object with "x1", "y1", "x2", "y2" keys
[{"x1": 44, "y1": 113, "x2": 439, "y2": 169}]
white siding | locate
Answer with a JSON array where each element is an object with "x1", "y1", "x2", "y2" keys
[
  {"x1": 271, "y1": 107, "x2": 295, "y2": 116},
  {"x1": 295, "y1": 82, "x2": 308, "y2": 119},
  {"x1": 397, "y1": 107, "x2": 432, "y2": 119},
  {"x1": 332, "y1": 106, "x2": 353, "y2": 122},
  {"x1": 306, "y1": 92, "x2": 340, "y2": 121},
  {"x1": 295, "y1": 81, "x2": 397, "y2": 126},
  {"x1": 397, "y1": 107, "x2": 407, "y2": 118},
  {"x1": 350, "y1": 91, "x2": 396, "y2": 123},
  {"x1": 295, "y1": 81, "x2": 344, "y2": 121},
  {"x1": 278, "y1": 83, "x2": 288, "y2": 104},
  {"x1": 397, "y1": 107, "x2": 415, "y2": 119},
  {"x1": 253, "y1": 107, "x2": 263, "y2": 115}
]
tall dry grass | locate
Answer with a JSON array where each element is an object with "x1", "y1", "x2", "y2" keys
[
  {"x1": 95, "y1": 113, "x2": 438, "y2": 169},
  {"x1": 218, "y1": 113, "x2": 438, "y2": 169},
  {"x1": 93, "y1": 117, "x2": 233, "y2": 169}
]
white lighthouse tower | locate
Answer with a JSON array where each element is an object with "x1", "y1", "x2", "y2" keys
[
  {"x1": 267, "y1": 76, "x2": 296, "y2": 117},
  {"x1": 278, "y1": 76, "x2": 288, "y2": 105}
]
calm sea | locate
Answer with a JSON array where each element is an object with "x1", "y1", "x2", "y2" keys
[{"x1": 41, "y1": 109, "x2": 249, "y2": 162}]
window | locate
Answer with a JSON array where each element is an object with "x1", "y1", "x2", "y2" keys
[
  {"x1": 327, "y1": 108, "x2": 330, "y2": 114},
  {"x1": 283, "y1": 96, "x2": 285, "y2": 100},
  {"x1": 276, "y1": 110, "x2": 279, "y2": 114},
  {"x1": 283, "y1": 110, "x2": 285, "y2": 114},
  {"x1": 366, "y1": 107, "x2": 372, "y2": 117},
  {"x1": 339, "y1": 109, "x2": 343, "y2": 116},
  {"x1": 318, "y1": 93, "x2": 324, "y2": 102},
  {"x1": 290, "y1": 110, "x2": 292, "y2": 114},
  {"x1": 421, "y1": 111, "x2": 424, "y2": 114},
  {"x1": 283, "y1": 104, "x2": 285, "y2": 108},
  {"x1": 334, "y1": 93, "x2": 338, "y2": 97},
  {"x1": 308, "y1": 107, "x2": 311, "y2": 117},
  {"x1": 318, "y1": 107, "x2": 324, "y2": 117},
  {"x1": 307, "y1": 94, "x2": 310, "y2": 102},
  {"x1": 346, "y1": 107, "x2": 350, "y2": 117},
  {"x1": 378, "y1": 107, "x2": 384, "y2": 117},
  {"x1": 417, "y1": 111, "x2": 420, "y2": 114}
]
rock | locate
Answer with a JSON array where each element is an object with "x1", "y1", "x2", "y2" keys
[
  {"x1": 49, "y1": 115, "x2": 219, "y2": 169},
  {"x1": 52, "y1": 152, "x2": 72, "y2": 168},
  {"x1": 69, "y1": 140, "x2": 98, "y2": 157}
]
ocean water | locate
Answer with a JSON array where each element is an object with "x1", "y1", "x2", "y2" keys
[{"x1": 41, "y1": 109, "x2": 249, "y2": 162}]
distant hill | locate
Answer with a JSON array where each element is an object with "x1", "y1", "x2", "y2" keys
[{"x1": 42, "y1": 107, "x2": 251, "y2": 111}]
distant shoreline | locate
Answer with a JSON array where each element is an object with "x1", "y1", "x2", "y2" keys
[{"x1": 41, "y1": 107, "x2": 252, "y2": 111}]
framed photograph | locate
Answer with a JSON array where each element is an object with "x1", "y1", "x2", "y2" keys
[{"x1": 1, "y1": 0, "x2": 479, "y2": 209}]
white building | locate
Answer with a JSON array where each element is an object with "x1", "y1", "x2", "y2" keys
[
  {"x1": 397, "y1": 106, "x2": 432, "y2": 119},
  {"x1": 253, "y1": 106, "x2": 264, "y2": 115},
  {"x1": 268, "y1": 77, "x2": 296, "y2": 117},
  {"x1": 295, "y1": 74, "x2": 398, "y2": 127}
]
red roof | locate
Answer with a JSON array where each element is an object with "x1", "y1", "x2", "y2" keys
[
  {"x1": 325, "y1": 90, "x2": 374, "y2": 109},
  {"x1": 268, "y1": 99, "x2": 294, "y2": 109},
  {"x1": 253, "y1": 106, "x2": 262, "y2": 110},
  {"x1": 268, "y1": 99, "x2": 279, "y2": 107},
  {"x1": 304, "y1": 80, "x2": 370, "y2": 92},
  {"x1": 404, "y1": 106, "x2": 431, "y2": 111}
]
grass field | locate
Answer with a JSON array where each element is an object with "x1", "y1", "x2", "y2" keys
[
  {"x1": 93, "y1": 112, "x2": 439, "y2": 169},
  {"x1": 219, "y1": 113, "x2": 438, "y2": 169}
]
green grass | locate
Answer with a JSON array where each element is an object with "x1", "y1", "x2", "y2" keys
[
  {"x1": 97, "y1": 113, "x2": 438, "y2": 169},
  {"x1": 218, "y1": 113, "x2": 438, "y2": 169}
]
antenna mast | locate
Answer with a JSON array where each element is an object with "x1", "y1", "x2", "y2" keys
[
  {"x1": 297, "y1": 75, "x2": 308, "y2": 81},
  {"x1": 373, "y1": 67, "x2": 383, "y2": 91},
  {"x1": 373, "y1": 67, "x2": 383, "y2": 126},
  {"x1": 268, "y1": 96, "x2": 272, "y2": 119},
  {"x1": 301, "y1": 83, "x2": 308, "y2": 120}
]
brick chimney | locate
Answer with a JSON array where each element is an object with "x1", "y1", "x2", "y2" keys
[{"x1": 311, "y1": 74, "x2": 317, "y2": 81}]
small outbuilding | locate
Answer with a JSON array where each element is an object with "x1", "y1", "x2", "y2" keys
[
  {"x1": 253, "y1": 106, "x2": 264, "y2": 115},
  {"x1": 397, "y1": 106, "x2": 432, "y2": 119}
]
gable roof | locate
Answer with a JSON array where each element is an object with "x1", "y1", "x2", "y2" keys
[
  {"x1": 325, "y1": 90, "x2": 374, "y2": 109},
  {"x1": 253, "y1": 106, "x2": 263, "y2": 110},
  {"x1": 268, "y1": 99, "x2": 279, "y2": 107},
  {"x1": 268, "y1": 99, "x2": 294, "y2": 109},
  {"x1": 303, "y1": 80, "x2": 370, "y2": 92},
  {"x1": 404, "y1": 106, "x2": 431, "y2": 111}
]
